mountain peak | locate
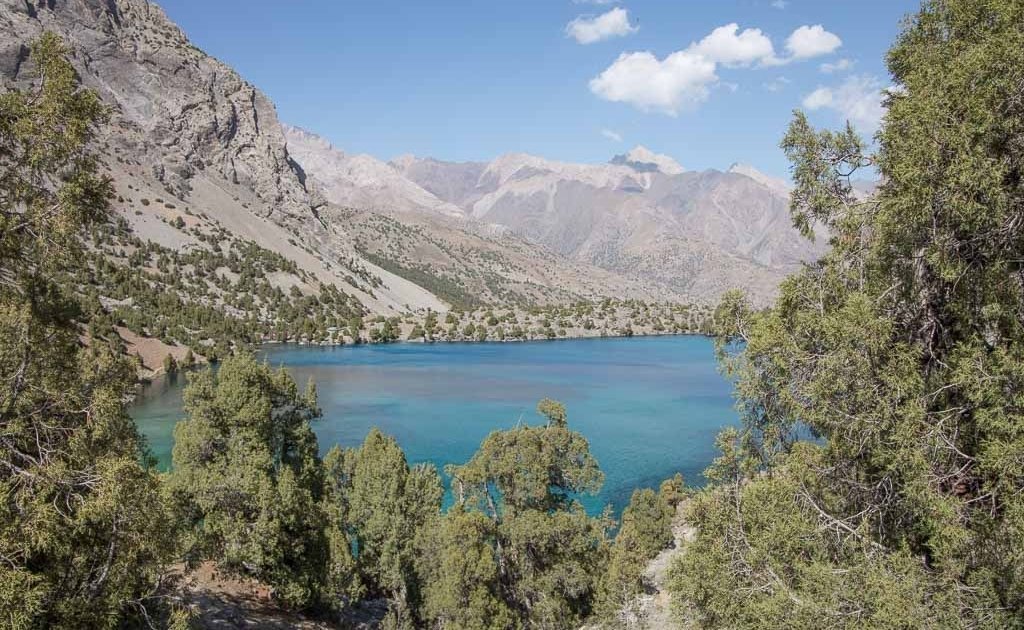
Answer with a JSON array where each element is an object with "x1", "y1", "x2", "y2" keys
[
  {"x1": 611, "y1": 146, "x2": 685, "y2": 175},
  {"x1": 727, "y1": 163, "x2": 791, "y2": 196}
]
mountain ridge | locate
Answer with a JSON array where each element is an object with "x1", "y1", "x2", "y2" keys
[{"x1": 1, "y1": 0, "x2": 827, "y2": 317}]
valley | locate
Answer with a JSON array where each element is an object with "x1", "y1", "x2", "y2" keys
[{"x1": 0, "y1": 0, "x2": 824, "y2": 380}]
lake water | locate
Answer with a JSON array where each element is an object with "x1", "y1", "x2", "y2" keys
[{"x1": 132, "y1": 336, "x2": 737, "y2": 514}]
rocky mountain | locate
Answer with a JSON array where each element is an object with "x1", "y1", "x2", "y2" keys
[
  {"x1": 0, "y1": 0, "x2": 313, "y2": 225},
  {"x1": 385, "y1": 148, "x2": 827, "y2": 304},
  {"x1": 282, "y1": 126, "x2": 669, "y2": 306},
  {"x1": 0, "y1": 0, "x2": 665, "y2": 322},
  {"x1": 727, "y1": 163, "x2": 792, "y2": 197},
  {"x1": 0, "y1": 0, "x2": 450, "y2": 315},
  {"x1": 284, "y1": 125, "x2": 466, "y2": 218},
  {"x1": 610, "y1": 145, "x2": 686, "y2": 175},
  {"x1": 0, "y1": 0, "x2": 827, "y2": 321}
]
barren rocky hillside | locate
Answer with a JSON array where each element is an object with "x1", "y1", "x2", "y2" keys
[{"x1": 0, "y1": 0, "x2": 826, "y2": 336}]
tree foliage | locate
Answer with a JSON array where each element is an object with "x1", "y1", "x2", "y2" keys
[
  {"x1": 418, "y1": 402, "x2": 612, "y2": 628},
  {"x1": 167, "y1": 353, "x2": 328, "y2": 609},
  {"x1": 0, "y1": 34, "x2": 180, "y2": 628},
  {"x1": 598, "y1": 486, "x2": 675, "y2": 622},
  {"x1": 322, "y1": 429, "x2": 443, "y2": 617},
  {"x1": 671, "y1": 1, "x2": 1024, "y2": 627}
]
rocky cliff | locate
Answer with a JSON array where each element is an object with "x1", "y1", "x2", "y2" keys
[{"x1": 0, "y1": 0, "x2": 317, "y2": 226}]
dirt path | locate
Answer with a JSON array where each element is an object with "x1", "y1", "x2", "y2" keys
[
  {"x1": 604, "y1": 504, "x2": 695, "y2": 629},
  {"x1": 639, "y1": 511, "x2": 695, "y2": 629},
  {"x1": 178, "y1": 562, "x2": 386, "y2": 629}
]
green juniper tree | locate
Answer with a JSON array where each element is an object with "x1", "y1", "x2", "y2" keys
[
  {"x1": 415, "y1": 506, "x2": 518, "y2": 630},
  {"x1": 167, "y1": 354, "x2": 328, "y2": 610},
  {"x1": 0, "y1": 33, "x2": 180, "y2": 629},
  {"x1": 418, "y1": 400, "x2": 612, "y2": 628},
  {"x1": 670, "y1": 1, "x2": 1024, "y2": 627},
  {"x1": 322, "y1": 429, "x2": 443, "y2": 621}
]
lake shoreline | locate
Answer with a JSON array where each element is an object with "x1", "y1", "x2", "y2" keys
[
  {"x1": 141, "y1": 328, "x2": 714, "y2": 381},
  {"x1": 132, "y1": 335, "x2": 737, "y2": 515},
  {"x1": 264, "y1": 328, "x2": 712, "y2": 348}
]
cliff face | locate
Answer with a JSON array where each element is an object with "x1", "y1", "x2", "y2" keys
[
  {"x1": 0, "y1": 0, "x2": 457, "y2": 314},
  {"x1": 0, "y1": 0, "x2": 317, "y2": 225}
]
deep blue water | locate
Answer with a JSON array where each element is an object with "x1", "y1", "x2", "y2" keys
[{"x1": 132, "y1": 336, "x2": 737, "y2": 514}]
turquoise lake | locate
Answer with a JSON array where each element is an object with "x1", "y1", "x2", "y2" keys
[{"x1": 132, "y1": 335, "x2": 737, "y2": 514}]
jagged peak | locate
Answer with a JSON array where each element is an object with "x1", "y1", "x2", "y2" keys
[
  {"x1": 726, "y1": 163, "x2": 791, "y2": 195},
  {"x1": 610, "y1": 146, "x2": 685, "y2": 175},
  {"x1": 283, "y1": 124, "x2": 341, "y2": 154},
  {"x1": 390, "y1": 153, "x2": 418, "y2": 171}
]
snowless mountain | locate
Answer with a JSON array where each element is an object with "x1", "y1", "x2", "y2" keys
[
  {"x1": 0, "y1": 0, "x2": 828, "y2": 309},
  {"x1": 383, "y1": 145, "x2": 826, "y2": 303},
  {"x1": 285, "y1": 122, "x2": 826, "y2": 302},
  {"x1": 284, "y1": 125, "x2": 466, "y2": 218}
]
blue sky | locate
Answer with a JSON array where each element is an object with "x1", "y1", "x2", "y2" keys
[{"x1": 156, "y1": 0, "x2": 917, "y2": 178}]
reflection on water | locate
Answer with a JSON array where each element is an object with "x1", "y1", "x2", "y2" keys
[{"x1": 131, "y1": 336, "x2": 737, "y2": 514}]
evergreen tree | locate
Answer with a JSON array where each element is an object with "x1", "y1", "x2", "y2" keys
[
  {"x1": 420, "y1": 400, "x2": 611, "y2": 628},
  {"x1": 0, "y1": 34, "x2": 180, "y2": 628},
  {"x1": 322, "y1": 430, "x2": 443, "y2": 619},
  {"x1": 167, "y1": 354, "x2": 328, "y2": 609},
  {"x1": 414, "y1": 507, "x2": 517, "y2": 629},
  {"x1": 670, "y1": 1, "x2": 1024, "y2": 626}
]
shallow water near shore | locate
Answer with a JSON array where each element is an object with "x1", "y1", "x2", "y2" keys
[{"x1": 132, "y1": 335, "x2": 737, "y2": 514}]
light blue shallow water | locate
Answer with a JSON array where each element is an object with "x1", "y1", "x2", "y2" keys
[{"x1": 132, "y1": 336, "x2": 737, "y2": 514}]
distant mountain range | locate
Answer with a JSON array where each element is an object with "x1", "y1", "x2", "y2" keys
[
  {"x1": 287, "y1": 126, "x2": 827, "y2": 304},
  {"x1": 0, "y1": 0, "x2": 836, "y2": 315}
]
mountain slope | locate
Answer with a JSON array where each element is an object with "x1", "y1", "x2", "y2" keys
[
  {"x1": 391, "y1": 150, "x2": 826, "y2": 304},
  {"x1": 0, "y1": 0, "x2": 824, "y2": 320},
  {"x1": 284, "y1": 125, "x2": 466, "y2": 218},
  {"x1": 0, "y1": 0, "x2": 453, "y2": 316},
  {"x1": 284, "y1": 127, "x2": 671, "y2": 306}
]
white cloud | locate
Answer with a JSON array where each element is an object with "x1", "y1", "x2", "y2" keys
[
  {"x1": 763, "y1": 76, "x2": 791, "y2": 92},
  {"x1": 601, "y1": 129, "x2": 623, "y2": 142},
  {"x1": 588, "y1": 23, "x2": 773, "y2": 114},
  {"x1": 566, "y1": 8, "x2": 638, "y2": 45},
  {"x1": 819, "y1": 58, "x2": 854, "y2": 73},
  {"x1": 785, "y1": 25, "x2": 842, "y2": 59},
  {"x1": 589, "y1": 22, "x2": 844, "y2": 114},
  {"x1": 690, "y1": 23, "x2": 775, "y2": 67},
  {"x1": 770, "y1": 0, "x2": 789, "y2": 8},
  {"x1": 802, "y1": 87, "x2": 833, "y2": 109},
  {"x1": 802, "y1": 75, "x2": 886, "y2": 132},
  {"x1": 590, "y1": 50, "x2": 718, "y2": 115}
]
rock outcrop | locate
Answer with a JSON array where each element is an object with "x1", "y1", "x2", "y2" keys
[{"x1": 0, "y1": 0, "x2": 316, "y2": 225}]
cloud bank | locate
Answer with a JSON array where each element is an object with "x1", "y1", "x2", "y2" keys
[{"x1": 590, "y1": 22, "x2": 842, "y2": 115}]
